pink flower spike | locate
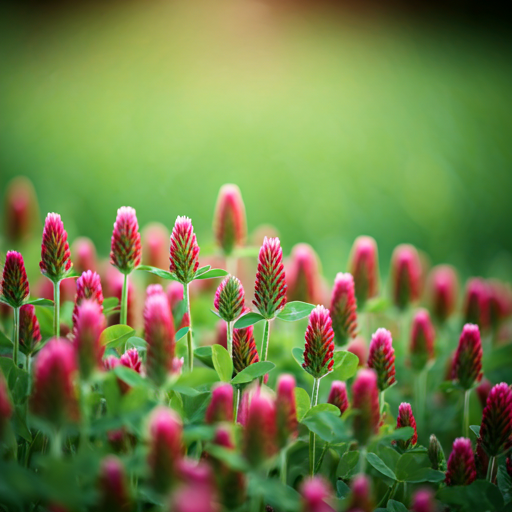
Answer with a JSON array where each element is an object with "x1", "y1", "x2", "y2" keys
[
  {"x1": 300, "y1": 476, "x2": 335, "y2": 512},
  {"x1": 1, "y1": 251, "x2": 29, "y2": 308},
  {"x1": 347, "y1": 474, "x2": 374, "y2": 512},
  {"x1": 427, "y1": 265, "x2": 458, "y2": 323},
  {"x1": 4, "y1": 176, "x2": 38, "y2": 243},
  {"x1": 351, "y1": 369, "x2": 380, "y2": 446},
  {"x1": 214, "y1": 275, "x2": 245, "y2": 322},
  {"x1": 445, "y1": 437, "x2": 476, "y2": 486},
  {"x1": 395, "y1": 402, "x2": 418, "y2": 450},
  {"x1": 0, "y1": 371, "x2": 13, "y2": 440},
  {"x1": 276, "y1": 374, "x2": 298, "y2": 447},
  {"x1": 286, "y1": 243, "x2": 323, "y2": 305},
  {"x1": 452, "y1": 324, "x2": 483, "y2": 390},
  {"x1": 169, "y1": 216, "x2": 200, "y2": 284},
  {"x1": 391, "y1": 244, "x2": 422, "y2": 310},
  {"x1": 141, "y1": 222, "x2": 170, "y2": 271},
  {"x1": 463, "y1": 278, "x2": 490, "y2": 331},
  {"x1": 97, "y1": 455, "x2": 131, "y2": 512},
  {"x1": 71, "y1": 237, "x2": 97, "y2": 274},
  {"x1": 409, "y1": 309, "x2": 435, "y2": 371},
  {"x1": 110, "y1": 206, "x2": 142, "y2": 274},
  {"x1": 253, "y1": 236, "x2": 287, "y2": 319},
  {"x1": 348, "y1": 235, "x2": 379, "y2": 307},
  {"x1": 347, "y1": 336, "x2": 367, "y2": 367},
  {"x1": 232, "y1": 325, "x2": 259, "y2": 374},
  {"x1": 302, "y1": 305, "x2": 335, "y2": 379},
  {"x1": 327, "y1": 381, "x2": 349, "y2": 415},
  {"x1": 411, "y1": 488, "x2": 436, "y2": 512},
  {"x1": 205, "y1": 383, "x2": 234, "y2": 424},
  {"x1": 72, "y1": 270, "x2": 104, "y2": 332},
  {"x1": 213, "y1": 184, "x2": 247, "y2": 256},
  {"x1": 367, "y1": 328, "x2": 396, "y2": 392},
  {"x1": 330, "y1": 272, "x2": 358, "y2": 346},
  {"x1": 19, "y1": 304, "x2": 42, "y2": 353},
  {"x1": 40, "y1": 213, "x2": 72, "y2": 282}
]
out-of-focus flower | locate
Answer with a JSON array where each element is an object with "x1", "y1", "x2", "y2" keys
[
  {"x1": 104, "y1": 348, "x2": 143, "y2": 395},
  {"x1": 0, "y1": 371, "x2": 12, "y2": 440},
  {"x1": 214, "y1": 276, "x2": 245, "y2": 322},
  {"x1": 40, "y1": 213, "x2": 72, "y2": 282},
  {"x1": 426, "y1": 265, "x2": 458, "y2": 324},
  {"x1": 352, "y1": 369, "x2": 380, "y2": 446},
  {"x1": 411, "y1": 488, "x2": 437, "y2": 512},
  {"x1": 348, "y1": 236, "x2": 379, "y2": 308},
  {"x1": 395, "y1": 402, "x2": 418, "y2": 450},
  {"x1": 300, "y1": 476, "x2": 335, "y2": 512},
  {"x1": 169, "y1": 216, "x2": 200, "y2": 284},
  {"x1": 97, "y1": 455, "x2": 131, "y2": 512},
  {"x1": 391, "y1": 244, "x2": 422, "y2": 310},
  {"x1": 286, "y1": 243, "x2": 323, "y2": 305},
  {"x1": 452, "y1": 324, "x2": 483, "y2": 390},
  {"x1": 330, "y1": 272, "x2": 358, "y2": 346},
  {"x1": 445, "y1": 437, "x2": 476, "y2": 486},
  {"x1": 327, "y1": 380, "x2": 349, "y2": 415},
  {"x1": 347, "y1": 474, "x2": 373, "y2": 512},
  {"x1": 409, "y1": 309, "x2": 435, "y2": 371},
  {"x1": 276, "y1": 374, "x2": 298, "y2": 447},
  {"x1": 110, "y1": 206, "x2": 142, "y2": 274},
  {"x1": 141, "y1": 222, "x2": 170, "y2": 271},
  {"x1": 488, "y1": 279, "x2": 512, "y2": 331},
  {"x1": 367, "y1": 328, "x2": 396, "y2": 392},
  {"x1": 463, "y1": 278, "x2": 490, "y2": 331},
  {"x1": 1, "y1": 251, "x2": 29, "y2": 308},
  {"x1": 19, "y1": 304, "x2": 42, "y2": 353},
  {"x1": 347, "y1": 337, "x2": 367, "y2": 367},
  {"x1": 3, "y1": 176, "x2": 39, "y2": 242},
  {"x1": 428, "y1": 434, "x2": 446, "y2": 471},
  {"x1": 71, "y1": 237, "x2": 97, "y2": 274},
  {"x1": 205, "y1": 383, "x2": 234, "y2": 424},
  {"x1": 232, "y1": 324, "x2": 259, "y2": 374},
  {"x1": 476, "y1": 379, "x2": 493, "y2": 409},
  {"x1": 302, "y1": 305, "x2": 334, "y2": 379},
  {"x1": 72, "y1": 270, "x2": 104, "y2": 332}
]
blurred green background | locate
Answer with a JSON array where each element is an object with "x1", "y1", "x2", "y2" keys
[{"x1": 1, "y1": 0, "x2": 511, "y2": 281}]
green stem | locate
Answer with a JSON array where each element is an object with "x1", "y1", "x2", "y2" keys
[
  {"x1": 258, "y1": 320, "x2": 271, "y2": 385},
  {"x1": 227, "y1": 321, "x2": 233, "y2": 359},
  {"x1": 359, "y1": 446, "x2": 367, "y2": 474},
  {"x1": 234, "y1": 387, "x2": 241, "y2": 423},
  {"x1": 13, "y1": 306, "x2": 20, "y2": 368},
  {"x1": 415, "y1": 369, "x2": 427, "y2": 438},
  {"x1": 379, "y1": 390, "x2": 386, "y2": 415},
  {"x1": 120, "y1": 273, "x2": 128, "y2": 325},
  {"x1": 309, "y1": 377, "x2": 320, "y2": 476},
  {"x1": 51, "y1": 429, "x2": 62, "y2": 459},
  {"x1": 280, "y1": 446, "x2": 288, "y2": 485},
  {"x1": 183, "y1": 283, "x2": 193, "y2": 371},
  {"x1": 463, "y1": 389, "x2": 470, "y2": 438},
  {"x1": 487, "y1": 456, "x2": 495, "y2": 482},
  {"x1": 314, "y1": 443, "x2": 329, "y2": 474},
  {"x1": 53, "y1": 280, "x2": 61, "y2": 338}
]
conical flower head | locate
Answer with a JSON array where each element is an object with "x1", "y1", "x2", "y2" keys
[
  {"x1": 479, "y1": 382, "x2": 512, "y2": 457},
  {"x1": 463, "y1": 278, "x2": 490, "y2": 330},
  {"x1": 347, "y1": 474, "x2": 374, "y2": 512},
  {"x1": 71, "y1": 237, "x2": 97, "y2": 274},
  {"x1": 169, "y1": 216, "x2": 200, "y2": 284},
  {"x1": 205, "y1": 383, "x2": 234, "y2": 424},
  {"x1": 4, "y1": 176, "x2": 38, "y2": 242},
  {"x1": 72, "y1": 270, "x2": 104, "y2": 332},
  {"x1": 391, "y1": 244, "x2": 422, "y2": 309},
  {"x1": 213, "y1": 184, "x2": 247, "y2": 256},
  {"x1": 141, "y1": 222, "x2": 170, "y2": 270},
  {"x1": 1, "y1": 251, "x2": 29, "y2": 308},
  {"x1": 144, "y1": 292, "x2": 175, "y2": 387},
  {"x1": 348, "y1": 236, "x2": 379, "y2": 308},
  {"x1": 302, "y1": 305, "x2": 335, "y2": 379},
  {"x1": 452, "y1": 324, "x2": 483, "y2": 390},
  {"x1": 330, "y1": 272, "x2": 358, "y2": 346},
  {"x1": 445, "y1": 437, "x2": 476, "y2": 486},
  {"x1": 428, "y1": 434, "x2": 446, "y2": 471},
  {"x1": 411, "y1": 489, "x2": 436, "y2": 512},
  {"x1": 147, "y1": 406, "x2": 183, "y2": 493},
  {"x1": 253, "y1": 236, "x2": 287, "y2": 319},
  {"x1": 409, "y1": 309, "x2": 435, "y2": 371},
  {"x1": 39, "y1": 213, "x2": 72, "y2": 282},
  {"x1": 214, "y1": 275, "x2": 245, "y2": 322},
  {"x1": 327, "y1": 380, "x2": 349, "y2": 415},
  {"x1": 97, "y1": 455, "x2": 131, "y2": 512},
  {"x1": 300, "y1": 476, "x2": 335, "y2": 512},
  {"x1": 367, "y1": 328, "x2": 396, "y2": 392},
  {"x1": 0, "y1": 370, "x2": 12, "y2": 440},
  {"x1": 352, "y1": 369, "x2": 380, "y2": 446},
  {"x1": 395, "y1": 402, "x2": 418, "y2": 450},
  {"x1": 287, "y1": 243, "x2": 323, "y2": 304},
  {"x1": 276, "y1": 374, "x2": 298, "y2": 447},
  {"x1": 30, "y1": 338, "x2": 79, "y2": 426},
  {"x1": 110, "y1": 206, "x2": 142, "y2": 274},
  {"x1": 232, "y1": 325, "x2": 259, "y2": 374},
  {"x1": 427, "y1": 265, "x2": 458, "y2": 323}
]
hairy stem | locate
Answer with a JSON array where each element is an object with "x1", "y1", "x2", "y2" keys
[
  {"x1": 258, "y1": 320, "x2": 271, "y2": 385},
  {"x1": 309, "y1": 377, "x2": 320, "y2": 476},
  {"x1": 487, "y1": 456, "x2": 495, "y2": 482},
  {"x1": 184, "y1": 283, "x2": 193, "y2": 371},
  {"x1": 120, "y1": 273, "x2": 128, "y2": 325},
  {"x1": 53, "y1": 280, "x2": 61, "y2": 338},
  {"x1": 13, "y1": 306, "x2": 20, "y2": 368},
  {"x1": 227, "y1": 321, "x2": 233, "y2": 359},
  {"x1": 234, "y1": 387, "x2": 241, "y2": 423},
  {"x1": 463, "y1": 389, "x2": 470, "y2": 438},
  {"x1": 280, "y1": 446, "x2": 288, "y2": 485}
]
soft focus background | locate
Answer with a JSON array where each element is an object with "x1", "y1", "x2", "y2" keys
[{"x1": 1, "y1": 0, "x2": 511, "y2": 280}]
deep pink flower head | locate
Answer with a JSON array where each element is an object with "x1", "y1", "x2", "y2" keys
[
  {"x1": 120, "y1": 348, "x2": 142, "y2": 373},
  {"x1": 276, "y1": 374, "x2": 298, "y2": 447},
  {"x1": 348, "y1": 236, "x2": 379, "y2": 308},
  {"x1": 300, "y1": 476, "x2": 335, "y2": 512},
  {"x1": 105, "y1": 268, "x2": 135, "y2": 327},
  {"x1": 286, "y1": 243, "x2": 323, "y2": 305},
  {"x1": 214, "y1": 275, "x2": 245, "y2": 322},
  {"x1": 330, "y1": 272, "x2": 358, "y2": 346},
  {"x1": 488, "y1": 279, "x2": 512, "y2": 330},
  {"x1": 72, "y1": 270, "x2": 104, "y2": 331},
  {"x1": 327, "y1": 380, "x2": 349, "y2": 415},
  {"x1": 347, "y1": 474, "x2": 374, "y2": 512},
  {"x1": 476, "y1": 379, "x2": 493, "y2": 409},
  {"x1": 395, "y1": 402, "x2": 418, "y2": 450},
  {"x1": 352, "y1": 369, "x2": 380, "y2": 446},
  {"x1": 97, "y1": 455, "x2": 131, "y2": 512},
  {"x1": 40, "y1": 213, "x2": 72, "y2": 282},
  {"x1": 243, "y1": 391, "x2": 277, "y2": 466},
  {"x1": 169, "y1": 216, "x2": 200, "y2": 284},
  {"x1": 205, "y1": 383, "x2": 234, "y2": 424},
  {"x1": 391, "y1": 244, "x2": 422, "y2": 309},
  {"x1": 213, "y1": 183, "x2": 247, "y2": 256},
  {"x1": 0, "y1": 371, "x2": 13, "y2": 440},
  {"x1": 19, "y1": 304, "x2": 42, "y2": 353},
  {"x1": 1, "y1": 251, "x2": 29, "y2": 308},
  {"x1": 427, "y1": 265, "x2": 459, "y2": 323},
  {"x1": 110, "y1": 206, "x2": 142, "y2": 274},
  {"x1": 3, "y1": 176, "x2": 38, "y2": 242},
  {"x1": 30, "y1": 338, "x2": 79, "y2": 426},
  {"x1": 445, "y1": 437, "x2": 476, "y2": 486},
  {"x1": 232, "y1": 325, "x2": 259, "y2": 374},
  {"x1": 463, "y1": 278, "x2": 490, "y2": 331},
  {"x1": 479, "y1": 382, "x2": 512, "y2": 457},
  {"x1": 411, "y1": 488, "x2": 436, "y2": 512},
  {"x1": 142, "y1": 222, "x2": 170, "y2": 270},
  {"x1": 253, "y1": 237, "x2": 287, "y2": 319},
  {"x1": 367, "y1": 328, "x2": 396, "y2": 392},
  {"x1": 146, "y1": 283, "x2": 164, "y2": 298},
  {"x1": 452, "y1": 324, "x2": 483, "y2": 390},
  {"x1": 144, "y1": 292, "x2": 175, "y2": 387},
  {"x1": 71, "y1": 237, "x2": 97, "y2": 274},
  {"x1": 409, "y1": 309, "x2": 436, "y2": 371},
  {"x1": 303, "y1": 305, "x2": 335, "y2": 379},
  {"x1": 347, "y1": 336, "x2": 367, "y2": 367},
  {"x1": 147, "y1": 406, "x2": 183, "y2": 493},
  {"x1": 74, "y1": 299, "x2": 105, "y2": 379}
]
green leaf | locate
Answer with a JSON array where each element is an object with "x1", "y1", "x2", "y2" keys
[
  {"x1": 125, "y1": 336, "x2": 147, "y2": 351},
  {"x1": 25, "y1": 297, "x2": 54, "y2": 307},
  {"x1": 206, "y1": 445, "x2": 249, "y2": 471},
  {"x1": 395, "y1": 451, "x2": 436, "y2": 482},
  {"x1": 303, "y1": 403, "x2": 341, "y2": 419},
  {"x1": 0, "y1": 330, "x2": 13, "y2": 357},
  {"x1": 0, "y1": 357, "x2": 15, "y2": 381},
  {"x1": 113, "y1": 365, "x2": 148, "y2": 388},
  {"x1": 99, "y1": 325, "x2": 136, "y2": 349},
  {"x1": 194, "y1": 268, "x2": 229, "y2": 280},
  {"x1": 301, "y1": 411, "x2": 348, "y2": 443},
  {"x1": 194, "y1": 265, "x2": 211, "y2": 278},
  {"x1": 234, "y1": 312, "x2": 265, "y2": 329},
  {"x1": 211, "y1": 344, "x2": 233, "y2": 382},
  {"x1": 366, "y1": 452, "x2": 397, "y2": 480},
  {"x1": 498, "y1": 464, "x2": 512, "y2": 505},
  {"x1": 194, "y1": 346, "x2": 214, "y2": 368},
  {"x1": 173, "y1": 385, "x2": 203, "y2": 397},
  {"x1": 470, "y1": 425, "x2": 481, "y2": 438},
  {"x1": 336, "y1": 479, "x2": 351, "y2": 499},
  {"x1": 331, "y1": 351, "x2": 359, "y2": 381},
  {"x1": 387, "y1": 500, "x2": 408, "y2": 512},
  {"x1": 34, "y1": 305, "x2": 54, "y2": 339},
  {"x1": 176, "y1": 367, "x2": 219, "y2": 388},
  {"x1": 291, "y1": 347, "x2": 304, "y2": 368},
  {"x1": 276, "y1": 301, "x2": 315, "y2": 322},
  {"x1": 437, "y1": 480, "x2": 504, "y2": 512},
  {"x1": 103, "y1": 297, "x2": 119, "y2": 310},
  {"x1": 439, "y1": 380, "x2": 462, "y2": 392},
  {"x1": 364, "y1": 297, "x2": 391, "y2": 313},
  {"x1": 137, "y1": 265, "x2": 177, "y2": 281},
  {"x1": 378, "y1": 427, "x2": 415, "y2": 444},
  {"x1": 337, "y1": 451, "x2": 360, "y2": 478},
  {"x1": 231, "y1": 361, "x2": 275, "y2": 385},
  {"x1": 294, "y1": 387, "x2": 310, "y2": 421},
  {"x1": 175, "y1": 326, "x2": 189, "y2": 342}
]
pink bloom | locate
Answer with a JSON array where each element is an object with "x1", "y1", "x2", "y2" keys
[
  {"x1": 1, "y1": 251, "x2": 29, "y2": 308},
  {"x1": 409, "y1": 309, "x2": 435, "y2": 371},
  {"x1": 120, "y1": 348, "x2": 142, "y2": 373},
  {"x1": 169, "y1": 216, "x2": 200, "y2": 284},
  {"x1": 427, "y1": 265, "x2": 458, "y2": 323},
  {"x1": 348, "y1": 236, "x2": 379, "y2": 307},
  {"x1": 0, "y1": 371, "x2": 12, "y2": 440},
  {"x1": 463, "y1": 278, "x2": 490, "y2": 331},
  {"x1": 452, "y1": 324, "x2": 483, "y2": 390},
  {"x1": 327, "y1": 381, "x2": 349, "y2": 415},
  {"x1": 286, "y1": 243, "x2": 323, "y2": 305},
  {"x1": 391, "y1": 244, "x2": 422, "y2": 309},
  {"x1": 488, "y1": 279, "x2": 512, "y2": 329},
  {"x1": 40, "y1": 213, "x2": 72, "y2": 282},
  {"x1": 72, "y1": 270, "x2": 104, "y2": 332},
  {"x1": 141, "y1": 222, "x2": 170, "y2": 270},
  {"x1": 351, "y1": 369, "x2": 380, "y2": 446},
  {"x1": 367, "y1": 328, "x2": 396, "y2": 392},
  {"x1": 347, "y1": 474, "x2": 374, "y2": 512},
  {"x1": 110, "y1": 206, "x2": 142, "y2": 274},
  {"x1": 347, "y1": 336, "x2": 367, "y2": 367},
  {"x1": 445, "y1": 437, "x2": 476, "y2": 486},
  {"x1": 3, "y1": 176, "x2": 38, "y2": 242},
  {"x1": 300, "y1": 476, "x2": 335, "y2": 512},
  {"x1": 71, "y1": 237, "x2": 97, "y2": 274},
  {"x1": 214, "y1": 276, "x2": 245, "y2": 322},
  {"x1": 330, "y1": 272, "x2": 358, "y2": 346},
  {"x1": 276, "y1": 374, "x2": 298, "y2": 447},
  {"x1": 19, "y1": 304, "x2": 42, "y2": 353},
  {"x1": 395, "y1": 402, "x2": 418, "y2": 450},
  {"x1": 146, "y1": 283, "x2": 164, "y2": 298},
  {"x1": 205, "y1": 383, "x2": 234, "y2": 424},
  {"x1": 411, "y1": 488, "x2": 436, "y2": 512},
  {"x1": 232, "y1": 325, "x2": 259, "y2": 374},
  {"x1": 97, "y1": 456, "x2": 131, "y2": 512}
]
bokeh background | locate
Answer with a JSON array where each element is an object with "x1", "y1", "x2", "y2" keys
[{"x1": 1, "y1": 0, "x2": 511, "y2": 281}]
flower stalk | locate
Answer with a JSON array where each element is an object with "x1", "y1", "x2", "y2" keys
[{"x1": 309, "y1": 376, "x2": 320, "y2": 476}]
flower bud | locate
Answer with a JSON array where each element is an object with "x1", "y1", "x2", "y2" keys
[
  {"x1": 411, "y1": 488, "x2": 436, "y2": 512},
  {"x1": 347, "y1": 474, "x2": 374, "y2": 512},
  {"x1": 71, "y1": 237, "x2": 97, "y2": 274},
  {"x1": 428, "y1": 434, "x2": 446, "y2": 471},
  {"x1": 169, "y1": 216, "x2": 200, "y2": 284},
  {"x1": 40, "y1": 213, "x2": 72, "y2": 282},
  {"x1": 232, "y1": 324, "x2": 259, "y2": 376},
  {"x1": 300, "y1": 476, "x2": 335, "y2": 512},
  {"x1": 348, "y1": 236, "x2": 379, "y2": 308},
  {"x1": 97, "y1": 455, "x2": 131, "y2": 512},
  {"x1": 214, "y1": 275, "x2": 245, "y2": 322},
  {"x1": 19, "y1": 304, "x2": 42, "y2": 353},
  {"x1": 445, "y1": 437, "x2": 476, "y2": 486},
  {"x1": 1, "y1": 251, "x2": 29, "y2": 308},
  {"x1": 286, "y1": 243, "x2": 323, "y2": 305},
  {"x1": 427, "y1": 264, "x2": 458, "y2": 323},
  {"x1": 110, "y1": 206, "x2": 142, "y2": 275},
  {"x1": 351, "y1": 369, "x2": 380, "y2": 446},
  {"x1": 327, "y1": 381, "x2": 349, "y2": 415},
  {"x1": 0, "y1": 370, "x2": 12, "y2": 440},
  {"x1": 367, "y1": 328, "x2": 396, "y2": 392},
  {"x1": 206, "y1": 383, "x2": 234, "y2": 424},
  {"x1": 104, "y1": 349, "x2": 143, "y2": 394},
  {"x1": 347, "y1": 336, "x2": 367, "y2": 367},
  {"x1": 463, "y1": 278, "x2": 490, "y2": 331},
  {"x1": 276, "y1": 374, "x2": 298, "y2": 447},
  {"x1": 302, "y1": 305, "x2": 335, "y2": 379},
  {"x1": 395, "y1": 402, "x2": 418, "y2": 450},
  {"x1": 409, "y1": 309, "x2": 435, "y2": 371},
  {"x1": 330, "y1": 272, "x2": 357, "y2": 346},
  {"x1": 3, "y1": 176, "x2": 39, "y2": 242},
  {"x1": 391, "y1": 244, "x2": 422, "y2": 309},
  {"x1": 452, "y1": 324, "x2": 483, "y2": 390},
  {"x1": 141, "y1": 222, "x2": 170, "y2": 271}
]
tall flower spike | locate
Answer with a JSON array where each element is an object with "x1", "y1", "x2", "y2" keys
[
  {"x1": 71, "y1": 237, "x2": 97, "y2": 274},
  {"x1": 367, "y1": 328, "x2": 396, "y2": 392},
  {"x1": 205, "y1": 383, "x2": 234, "y2": 424},
  {"x1": 411, "y1": 488, "x2": 436, "y2": 512},
  {"x1": 232, "y1": 325, "x2": 259, "y2": 374},
  {"x1": 300, "y1": 476, "x2": 335, "y2": 512},
  {"x1": 409, "y1": 309, "x2": 435, "y2": 371},
  {"x1": 147, "y1": 406, "x2": 183, "y2": 493},
  {"x1": 253, "y1": 236, "x2": 287, "y2": 319},
  {"x1": 40, "y1": 213, "x2": 72, "y2": 282},
  {"x1": 330, "y1": 272, "x2": 358, "y2": 346},
  {"x1": 72, "y1": 270, "x2": 104, "y2": 331},
  {"x1": 19, "y1": 305, "x2": 42, "y2": 353},
  {"x1": 276, "y1": 374, "x2": 298, "y2": 447},
  {"x1": 286, "y1": 243, "x2": 323, "y2": 305},
  {"x1": 169, "y1": 216, "x2": 200, "y2": 284},
  {"x1": 1, "y1": 251, "x2": 29, "y2": 308},
  {"x1": 4, "y1": 176, "x2": 38, "y2": 242},
  {"x1": 427, "y1": 265, "x2": 458, "y2": 324},
  {"x1": 141, "y1": 222, "x2": 170, "y2": 271},
  {"x1": 445, "y1": 437, "x2": 476, "y2": 486},
  {"x1": 213, "y1": 184, "x2": 247, "y2": 256},
  {"x1": 97, "y1": 455, "x2": 131, "y2": 512},
  {"x1": 395, "y1": 402, "x2": 418, "y2": 450},
  {"x1": 348, "y1": 235, "x2": 379, "y2": 308},
  {"x1": 110, "y1": 206, "x2": 142, "y2": 274},
  {"x1": 391, "y1": 244, "x2": 422, "y2": 310},
  {"x1": 214, "y1": 275, "x2": 245, "y2": 322},
  {"x1": 144, "y1": 292, "x2": 175, "y2": 387},
  {"x1": 30, "y1": 338, "x2": 79, "y2": 426},
  {"x1": 463, "y1": 278, "x2": 490, "y2": 331},
  {"x1": 352, "y1": 369, "x2": 380, "y2": 446},
  {"x1": 302, "y1": 305, "x2": 335, "y2": 379},
  {"x1": 479, "y1": 382, "x2": 512, "y2": 457},
  {"x1": 0, "y1": 371, "x2": 12, "y2": 440},
  {"x1": 452, "y1": 324, "x2": 483, "y2": 390},
  {"x1": 327, "y1": 381, "x2": 349, "y2": 415},
  {"x1": 428, "y1": 434, "x2": 446, "y2": 471}
]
